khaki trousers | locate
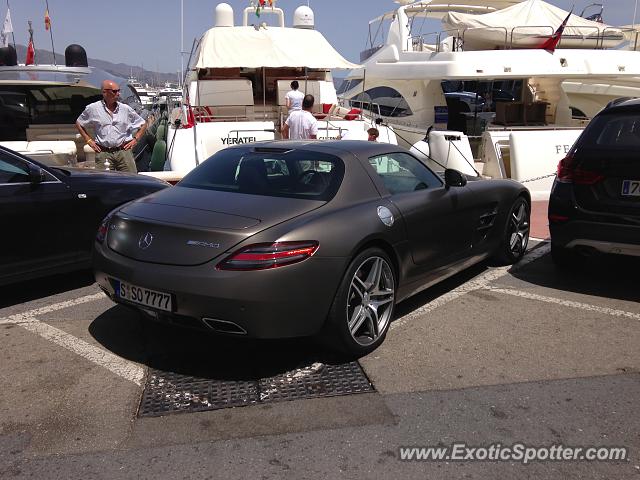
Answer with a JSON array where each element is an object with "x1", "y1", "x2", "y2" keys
[{"x1": 95, "y1": 149, "x2": 137, "y2": 173}]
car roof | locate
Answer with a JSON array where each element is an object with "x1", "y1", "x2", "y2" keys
[{"x1": 601, "y1": 97, "x2": 640, "y2": 113}]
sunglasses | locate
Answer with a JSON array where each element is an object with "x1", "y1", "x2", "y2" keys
[{"x1": 103, "y1": 89, "x2": 121, "y2": 94}]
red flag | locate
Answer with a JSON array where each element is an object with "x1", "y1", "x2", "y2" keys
[
  {"x1": 44, "y1": 9, "x2": 51, "y2": 31},
  {"x1": 25, "y1": 39, "x2": 34, "y2": 65},
  {"x1": 539, "y1": 9, "x2": 572, "y2": 53}
]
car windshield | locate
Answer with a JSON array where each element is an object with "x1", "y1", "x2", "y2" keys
[{"x1": 179, "y1": 148, "x2": 345, "y2": 201}]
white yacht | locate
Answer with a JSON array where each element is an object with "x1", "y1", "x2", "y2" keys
[
  {"x1": 154, "y1": 81, "x2": 183, "y2": 109},
  {"x1": 0, "y1": 44, "x2": 141, "y2": 167},
  {"x1": 127, "y1": 76, "x2": 156, "y2": 109},
  {"x1": 339, "y1": 0, "x2": 640, "y2": 199},
  {"x1": 161, "y1": 2, "x2": 396, "y2": 177}
]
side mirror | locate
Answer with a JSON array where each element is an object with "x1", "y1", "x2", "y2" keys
[
  {"x1": 444, "y1": 168, "x2": 467, "y2": 188},
  {"x1": 28, "y1": 164, "x2": 45, "y2": 184}
]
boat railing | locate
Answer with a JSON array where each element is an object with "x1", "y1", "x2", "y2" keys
[
  {"x1": 317, "y1": 125, "x2": 348, "y2": 140},
  {"x1": 226, "y1": 128, "x2": 277, "y2": 140},
  {"x1": 508, "y1": 25, "x2": 554, "y2": 46},
  {"x1": 407, "y1": 24, "x2": 627, "y2": 53},
  {"x1": 618, "y1": 27, "x2": 640, "y2": 51},
  {"x1": 343, "y1": 98, "x2": 383, "y2": 118},
  {"x1": 407, "y1": 29, "x2": 463, "y2": 53}
]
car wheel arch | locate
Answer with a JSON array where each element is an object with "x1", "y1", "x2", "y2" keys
[{"x1": 349, "y1": 238, "x2": 400, "y2": 285}]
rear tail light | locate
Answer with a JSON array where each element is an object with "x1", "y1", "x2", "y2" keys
[
  {"x1": 548, "y1": 213, "x2": 570, "y2": 223},
  {"x1": 216, "y1": 241, "x2": 319, "y2": 271},
  {"x1": 556, "y1": 152, "x2": 604, "y2": 185},
  {"x1": 95, "y1": 214, "x2": 113, "y2": 244},
  {"x1": 556, "y1": 153, "x2": 575, "y2": 183}
]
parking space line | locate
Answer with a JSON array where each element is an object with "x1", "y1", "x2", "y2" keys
[
  {"x1": 0, "y1": 292, "x2": 106, "y2": 325},
  {"x1": 487, "y1": 287, "x2": 640, "y2": 320},
  {"x1": 390, "y1": 243, "x2": 551, "y2": 331},
  {"x1": 18, "y1": 316, "x2": 145, "y2": 386}
]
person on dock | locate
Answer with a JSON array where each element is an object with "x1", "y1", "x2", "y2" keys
[
  {"x1": 282, "y1": 94, "x2": 318, "y2": 140},
  {"x1": 76, "y1": 80, "x2": 147, "y2": 173}
]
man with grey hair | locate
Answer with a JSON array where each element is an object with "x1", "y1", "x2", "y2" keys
[{"x1": 76, "y1": 79, "x2": 147, "y2": 172}]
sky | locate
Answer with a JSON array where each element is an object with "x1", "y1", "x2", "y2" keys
[{"x1": 2, "y1": 0, "x2": 638, "y2": 75}]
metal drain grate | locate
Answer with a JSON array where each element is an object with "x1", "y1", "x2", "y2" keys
[{"x1": 139, "y1": 361, "x2": 373, "y2": 417}]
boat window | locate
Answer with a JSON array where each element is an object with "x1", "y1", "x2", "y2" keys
[
  {"x1": 442, "y1": 80, "x2": 522, "y2": 111},
  {"x1": 179, "y1": 148, "x2": 344, "y2": 201},
  {"x1": 336, "y1": 79, "x2": 363, "y2": 95},
  {"x1": 368, "y1": 152, "x2": 442, "y2": 195},
  {"x1": 0, "y1": 88, "x2": 29, "y2": 140},
  {"x1": 570, "y1": 106, "x2": 588, "y2": 120},
  {"x1": 0, "y1": 85, "x2": 100, "y2": 141},
  {"x1": 29, "y1": 85, "x2": 101, "y2": 125},
  {"x1": 348, "y1": 87, "x2": 413, "y2": 118}
]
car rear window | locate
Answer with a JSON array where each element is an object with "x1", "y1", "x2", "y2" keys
[
  {"x1": 582, "y1": 112, "x2": 640, "y2": 148},
  {"x1": 179, "y1": 148, "x2": 344, "y2": 201}
]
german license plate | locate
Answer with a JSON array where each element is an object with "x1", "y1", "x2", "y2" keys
[
  {"x1": 621, "y1": 179, "x2": 640, "y2": 197},
  {"x1": 115, "y1": 280, "x2": 172, "y2": 312}
]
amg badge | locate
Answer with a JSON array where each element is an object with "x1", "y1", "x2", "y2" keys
[{"x1": 187, "y1": 240, "x2": 221, "y2": 249}]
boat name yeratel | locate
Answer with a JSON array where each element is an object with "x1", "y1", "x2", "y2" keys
[{"x1": 221, "y1": 137, "x2": 257, "y2": 145}]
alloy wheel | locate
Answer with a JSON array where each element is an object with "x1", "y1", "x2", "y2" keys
[
  {"x1": 508, "y1": 201, "x2": 530, "y2": 256},
  {"x1": 346, "y1": 256, "x2": 395, "y2": 346}
]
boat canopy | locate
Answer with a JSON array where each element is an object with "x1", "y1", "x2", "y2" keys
[
  {"x1": 192, "y1": 26, "x2": 360, "y2": 70},
  {"x1": 442, "y1": 0, "x2": 624, "y2": 48}
]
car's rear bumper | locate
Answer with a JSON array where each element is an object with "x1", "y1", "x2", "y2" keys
[
  {"x1": 549, "y1": 211, "x2": 640, "y2": 257},
  {"x1": 564, "y1": 238, "x2": 640, "y2": 257},
  {"x1": 549, "y1": 184, "x2": 640, "y2": 256},
  {"x1": 93, "y1": 243, "x2": 348, "y2": 339}
]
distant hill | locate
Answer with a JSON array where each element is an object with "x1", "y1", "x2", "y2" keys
[{"x1": 13, "y1": 44, "x2": 178, "y2": 85}]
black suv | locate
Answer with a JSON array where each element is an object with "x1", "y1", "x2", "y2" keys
[{"x1": 549, "y1": 98, "x2": 640, "y2": 266}]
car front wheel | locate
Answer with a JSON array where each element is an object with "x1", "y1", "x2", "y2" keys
[
  {"x1": 493, "y1": 196, "x2": 530, "y2": 265},
  {"x1": 325, "y1": 248, "x2": 396, "y2": 356}
]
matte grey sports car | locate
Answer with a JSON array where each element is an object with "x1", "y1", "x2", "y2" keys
[{"x1": 94, "y1": 140, "x2": 530, "y2": 354}]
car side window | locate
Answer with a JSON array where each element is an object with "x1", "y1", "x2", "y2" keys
[
  {"x1": 368, "y1": 152, "x2": 442, "y2": 195},
  {"x1": 0, "y1": 152, "x2": 30, "y2": 184}
]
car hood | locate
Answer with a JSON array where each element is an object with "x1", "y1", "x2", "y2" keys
[
  {"x1": 52, "y1": 167, "x2": 169, "y2": 187},
  {"x1": 107, "y1": 185, "x2": 324, "y2": 265}
]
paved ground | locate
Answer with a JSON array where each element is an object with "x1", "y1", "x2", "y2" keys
[
  {"x1": 0, "y1": 241, "x2": 638, "y2": 479},
  {"x1": 530, "y1": 200, "x2": 549, "y2": 240}
]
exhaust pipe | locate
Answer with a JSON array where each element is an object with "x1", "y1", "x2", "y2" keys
[{"x1": 202, "y1": 318, "x2": 247, "y2": 335}]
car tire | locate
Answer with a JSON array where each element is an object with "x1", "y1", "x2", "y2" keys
[
  {"x1": 324, "y1": 248, "x2": 396, "y2": 356},
  {"x1": 550, "y1": 243, "x2": 582, "y2": 269},
  {"x1": 493, "y1": 196, "x2": 530, "y2": 265}
]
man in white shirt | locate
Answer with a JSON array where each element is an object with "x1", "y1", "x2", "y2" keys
[
  {"x1": 76, "y1": 80, "x2": 147, "y2": 172},
  {"x1": 285, "y1": 80, "x2": 304, "y2": 113},
  {"x1": 282, "y1": 94, "x2": 318, "y2": 140}
]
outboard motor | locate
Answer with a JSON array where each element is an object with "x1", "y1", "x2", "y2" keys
[
  {"x1": 65, "y1": 44, "x2": 88, "y2": 67},
  {"x1": 0, "y1": 45, "x2": 17, "y2": 66}
]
